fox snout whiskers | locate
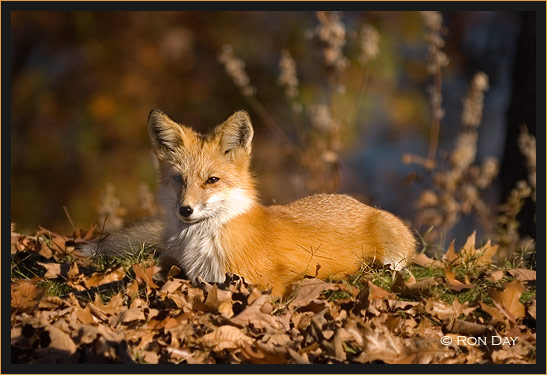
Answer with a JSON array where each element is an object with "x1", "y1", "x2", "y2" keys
[{"x1": 176, "y1": 202, "x2": 217, "y2": 223}]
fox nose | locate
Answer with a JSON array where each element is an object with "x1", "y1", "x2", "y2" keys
[{"x1": 179, "y1": 205, "x2": 193, "y2": 217}]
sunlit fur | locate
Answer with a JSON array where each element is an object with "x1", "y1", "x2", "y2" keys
[{"x1": 148, "y1": 109, "x2": 416, "y2": 296}]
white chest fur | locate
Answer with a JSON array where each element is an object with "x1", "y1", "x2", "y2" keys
[
  {"x1": 158, "y1": 187, "x2": 255, "y2": 283},
  {"x1": 161, "y1": 218, "x2": 227, "y2": 283}
]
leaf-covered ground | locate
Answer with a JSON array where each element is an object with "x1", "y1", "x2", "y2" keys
[{"x1": 11, "y1": 225, "x2": 536, "y2": 364}]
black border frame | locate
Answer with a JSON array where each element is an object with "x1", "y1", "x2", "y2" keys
[{"x1": 2, "y1": 1, "x2": 545, "y2": 374}]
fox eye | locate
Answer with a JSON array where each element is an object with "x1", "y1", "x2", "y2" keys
[
  {"x1": 172, "y1": 175, "x2": 183, "y2": 183},
  {"x1": 205, "y1": 177, "x2": 219, "y2": 184}
]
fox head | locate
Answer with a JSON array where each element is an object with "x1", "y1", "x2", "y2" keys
[{"x1": 148, "y1": 109, "x2": 256, "y2": 225}]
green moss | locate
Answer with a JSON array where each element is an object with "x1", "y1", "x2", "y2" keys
[
  {"x1": 37, "y1": 279, "x2": 73, "y2": 297},
  {"x1": 520, "y1": 288, "x2": 536, "y2": 304},
  {"x1": 409, "y1": 265, "x2": 445, "y2": 280}
]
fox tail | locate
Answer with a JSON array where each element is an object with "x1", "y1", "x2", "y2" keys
[{"x1": 76, "y1": 216, "x2": 165, "y2": 258}]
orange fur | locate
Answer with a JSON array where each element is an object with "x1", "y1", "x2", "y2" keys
[
  {"x1": 145, "y1": 109, "x2": 416, "y2": 297},
  {"x1": 221, "y1": 195, "x2": 415, "y2": 296}
]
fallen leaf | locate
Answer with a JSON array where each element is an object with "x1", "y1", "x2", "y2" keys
[
  {"x1": 38, "y1": 242, "x2": 54, "y2": 259},
  {"x1": 444, "y1": 268, "x2": 473, "y2": 291},
  {"x1": 231, "y1": 294, "x2": 288, "y2": 331},
  {"x1": 165, "y1": 347, "x2": 193, "y2": 362},
  {"x1": 453, "y1": 299, "x2": 477, "y2": 315},
  {"x1": 45, "y1": 326, "x2": 77, "y2": 354},
  {"x1": 368, "y1": 280, "x2": 395, "y2": 300},
  {"x1": 490, "y1": 299, "x2": 517, "y2": 324},
  {"x1": 491, "y1": 340, "x2": 533, "y2": 364},
  {"x1": 391, "y1": 273, "x2": 437, "y2": 296},
  {"x1": 333, "y1": 329, "x2": 347, "y2": 360},
  {"x1": 167, "y1": 265, "x2": 182, "y2": 278},
  {"x1": 288, "y1": 278, "x2": 337, "y2": 309},
  {"x1": 67, "y1": 262, "x2": 81, "y2": 280},
  {"x1": 487, "y1": 270, "x2": 505, "y2": 282},
  {"x1": 415, "y1": 316, "x2": 444, "y2": 338},
  {"x1": 386, "y1": 299, "x2": 420, "y2": 312},
  {"x1": 38, "y1": 296, "x2": 66, "y2": 310},
  {"x1": 139, "y1": 351, "x2": 159, "y2": 364},
  {"x1": 88, "y1": 302, "x2": 108, "y2": 322},
  {"x1": 300, "y1": 341, "x2": 320, "y2": 354},
  {"x1": 462, "y1": 231, "x2": 476, "y2": 254},
  {"x1": 160, "y1": 279, "x2": 184, "y2": 294},
  {"x1": 96, "y1": 324, "x2": 124, "y2": 342},
  {"x1": 201, "y1": 325, "x2": 253, "y2": 352},
  {"x1": 83, "y1": 267, "x2": 126, "y2": 288},
  {"x1": 411, "y1": 252, "x2": 444, "y2": 268},
  {"x1": 238, "y1": 341, "x2": 287, "y2": 364},
  {"x1": 442, "y1": 240, "x2": 457, "y2": 264},
  {"x1": 426, "y1": 300, "x2": 457, "y2": 322},
  {"x1": 354, "y1": 323, "x2": 453, "y2": 364},
  {"x1": 75, "y1": 305, "x2": 96, "y2": 325},
  {"x1": 489, "y1": 280, "x2": 526, "y2": 320},
  {"x1": 161, "y1": 312, "x2": 192, "y2": 329},
  {"x1": 395, "y1": 337, "x2": 455, "y2": 364},
  {"x1": 461, "y1": 232, "x2": 498, "y2": 266},
  {"x1": 507, "y1": 269, "x2": 536, "y2": 284},
  {"x1": 246, "y1": 287, "x2": 263, "y2": 306},
  {"x1": 37, "y1": 262, "x2": 62, "y2": 279},
  {"x1": 185, "y1": 286, "x2": 205, "y2": 311},
  {"x1": 444, "y1": 267, "x2": 462, "y2": 285},
  {"x1": 287, "y1": 348, "x2": 310, "y2": 364},
  {"x1": 262, "y1": 332, "x2": 291, "y2": 347},
  {"x1": 133, "y1": 263, "x2": 159, "y2": 291},
  {"x1": 116, "y1": 308, "x2": 145, "y2": 325},
  {"x1": 445, "y1": 319, "x2": 489, "y2": 336},
  {"x1": 424, "y1": 298, "x2": 464, "y2": 321},
  {"x1": 11, "y1": 279, "x2": 44, "y2": 311},
  {"x1": 105, "y1": 292, "x2": 125, "y2": 313},
  {"x1": 291, "y1": 311, "x2": 313, "y2": 331},
  {"x1": 479, "y1": 301, "x2": 506, "y2": 324},
  {"x1": 129, "y1": 297, "x2": 146, "y2": 310},
  {"x1": 38, "y1": 227, "x2": 67, "y2": 255},
  {"x1": 203, "y1": 284, "x2": 233, "y2": 318}
]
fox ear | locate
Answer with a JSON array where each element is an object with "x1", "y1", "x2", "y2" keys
[
  {"x1": 218, "y1": 110, "x2": 254, "y2": 156},
  {"x1": 148, "y1": 109, "x2": 186, "y2": 154}
]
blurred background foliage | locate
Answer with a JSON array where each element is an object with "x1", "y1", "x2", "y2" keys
[{"x1": 10, "y1": 11, "x2": 536, "y2": 261}]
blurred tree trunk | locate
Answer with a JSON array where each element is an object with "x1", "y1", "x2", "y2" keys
[{"x1": 499, "y1": 11, "x2": 536, "y2": 241}]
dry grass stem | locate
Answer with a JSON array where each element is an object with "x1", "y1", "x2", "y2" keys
[
  {"x1": 421, "y1": 11, "x2": 449, "y2": 165},
  {"x1": 416, "y1": 72, "x2": 498, "y2": 242},
  {"x1": 315, "y1": 11, "x2": 348, "y2": 72},
  {"x1": 97, "y1": 183, "x2": 126, "y2": 230}
]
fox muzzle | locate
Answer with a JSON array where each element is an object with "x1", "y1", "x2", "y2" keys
[{"x1": 179, "y1": 205, "x2": 193, "y2": 217}]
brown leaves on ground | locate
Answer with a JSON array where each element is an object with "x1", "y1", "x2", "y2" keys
[
  {"x1": 454, "y1": 231, "x2": 499, "y2": 267},
  {"x1": 12, "y1": 279, "x2": 45, "y2": 312},
  {"x1": 489, "y1": 280, "x2": 526, "y2": 322},
  {"x1": 10, "y1": 226, "x2": 536, "y2": 364}
]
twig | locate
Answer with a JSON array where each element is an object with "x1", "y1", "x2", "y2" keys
[
  {"x1": 245, "y1": 95, "x2": 295, "y2": 150},
  {"x1": 63, "y1": 206, "x2": 78, "y2": 235},
  {"x1": 402, "y1": 153, "x2": 436, "y2": 170},
  {"x1": 353, "y1": 64, "x2": 370, "y2": 126},
  {"x1": 427, "y1": 69, "x2": 443, "y2": 164}
]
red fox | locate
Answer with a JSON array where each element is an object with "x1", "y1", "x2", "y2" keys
[{"x1": 80, "y1": 109, "x2": 416, "y2": 296}]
